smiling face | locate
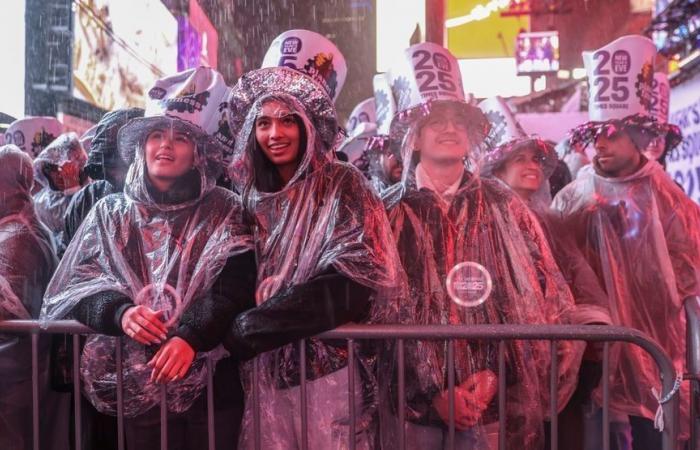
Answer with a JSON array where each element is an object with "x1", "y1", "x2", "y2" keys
[
  {"x1": 144, "y1": 128, "x2": 196, "y2": 192},
  {"x1": 254, "y1": 100, "x2": 302, "y2": 177},
  {"x1": 415, "y1": 104, "x2": 472, "y2": 165},
  {"x1": 494, "y1": 146, "x2": 544, "y2": 200}
]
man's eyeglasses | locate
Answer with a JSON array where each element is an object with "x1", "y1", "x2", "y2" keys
[{"x1": 421, "y1": 114, "x2": 470, "y2": 132}]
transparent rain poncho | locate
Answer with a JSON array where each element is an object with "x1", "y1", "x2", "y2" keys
[
  {"x1": 32, "y1": 133, "x2": 88, "y2": 252},
  {"x1": 0, "y1": 145, "x2": 57, "y2": 320},
  {"x1": 40, "y1": 119, "x2": 253, "y2": 417},
  {"x1": 226, "y1": 68, "x2": 404, "y2": 448},
  {"x1": 0, "y1": 145, "x2": 61, "y2": 449},
  {"x1": 382, "y1": 106, "x2": 581, "y2": 449},
  {"x1": 480, "y1": 139, "x2": 611, "y2": 325},
  {"x1": 552, "y1": 159, "x2": 700, "y2": 438}
]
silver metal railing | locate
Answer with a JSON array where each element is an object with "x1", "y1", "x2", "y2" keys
[{"x1": 0, "y1": 321, "x2": 682, "y2": 450}]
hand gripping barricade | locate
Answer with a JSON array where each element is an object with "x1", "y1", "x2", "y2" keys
[{"x1": 40, "y1": 66, "x2": 254, "y2": 418}]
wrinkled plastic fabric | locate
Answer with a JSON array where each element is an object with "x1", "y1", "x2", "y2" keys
[
  {"x1": 228, "y1": 90, "x2": 404, "y2": 448},
  {"x1": 32, "y1": 133, "x2": 88, "y2": 250},
  {"x1": 0, "y1": 145, "x2": 65, "y2": 449},
  {"x1": 552, "y1": 160, "x2": 700, "y2": 438},
  {"x1": 41, "y1": 118, "x2": 254, "y2": 417},
  {"x1": 380, "y1": 120, "x2": 580, "y2": 449}
]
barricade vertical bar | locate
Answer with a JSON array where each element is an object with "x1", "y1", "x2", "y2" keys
[
  {"x1": 160, "y1": 384, "x2": 168, "y2": 450},
  {"x1": 447, "y1": 339, "x2": 455, "y2": 450},
  {"x1": 602, "y1": 342, "x2": 610, "y2": 450},
  {"x1": 685, "y1": 296, "x2": 700, "y2": 450},
  {"x1": 207, "y1": 356, "x2": 215, "y2": 450},
  {"x1": 72, "y1": 336, "x2": 82, "y2": 450},
  {"x1": 498, "y1": 340, "x2": 506, "y2": 450},
  {"x1": 347, "y1": 339, "x2": 356, "y2": 450},
  {"x1": 398, "y1": 339, "x2": 406, "y2": 450},
  {"x1": 300, "y1": 339, "x2": 308, "y2": 450},
  {"x1": 116, "y1": 338, "x2": 125, "y2": 450},
  {"x1": 31, "y1": 332, "x2": 39, "y2": 450},
  {"x1": 252, "y1": 357, "x2": 261, "y2": 450},
  {"x1": 550, "y1": 340, "x2": 559, "y2": 450}
]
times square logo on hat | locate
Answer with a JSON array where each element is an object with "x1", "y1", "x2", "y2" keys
[{"x1": 262, "y1": 29, "x2": 348, "y2": 102}]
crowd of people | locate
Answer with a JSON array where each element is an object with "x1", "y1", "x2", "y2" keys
[{"x1": 0, "y1": 29, "x2": 698, "y2": 450}]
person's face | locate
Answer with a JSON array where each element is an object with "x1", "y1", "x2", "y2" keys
[
  {"x1": 415, "y1": 104, "x2": 472, "y2": 165},
  {"x1": 643, "y1": 136, "x2": 665, "y2": 162},
  {"x1": 144, "y1": 128, "x2": 196, "y2": 187},
  {"x1": 381, "y1": 153, "x2": 403, "y2": 184},
  {"x1": 255, "y1": 100, "x2": 302, "y2": 169},
  {"x1": 593, "y1": 128, "x2": 641, "y2": 178},
  {"x1": 495, "y1": 147, "x2": 544, "y2": 200},
  {"x1": 45, "y1": 161, "x2": 82, "y2": 191}
]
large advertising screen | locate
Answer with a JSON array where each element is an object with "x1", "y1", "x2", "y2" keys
[
  {"x1": 178, "y1": 0, "x2": 218, "y2": 71},
  {"x1": 515, "y1": 31, "x2": 560, "y2": 75},
  {"x1": 72, "y1": 0, "x2": 178, "y2": 110}
]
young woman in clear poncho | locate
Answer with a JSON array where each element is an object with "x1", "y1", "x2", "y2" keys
[
  {"x1": 40, "y1": 117, "x2": 256, "y2": 450},
  {"x1": 380, "y1": 101, "x2": 580, "y2": 450},
  {"x1": 222, "y1": 67, "x2": 404, "y2": 450},
  {"x1": 0, "y1": 144, "x2": 69, "y2": 450}
]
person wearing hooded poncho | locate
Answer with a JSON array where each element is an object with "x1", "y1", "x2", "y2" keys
[
  {"x1": 63, "y1": 108, "x2": 145, "y2": 247},
  {"x1": 477, "y1": 97, "x2": 616, "y2": 450},
  {"x1": 32, "y1": 132, "x2": 90, "y2": 255},
  {"x1": 0, "y1": 145, "x2": 69, "y2": 450},
  {"x1": 550, "y1": 34, "x2": 697, "y2": 450},
  {"x1": 40, "y1": 67, "x2": 256, "y2": 450},
  {"x1": 380, "y1": 42, "x2": 579, "y2": 450},
  {"x1": 221, "y1": 66, "x2": 403, "y2": 449},
  {"x1": 552, "y1": 114, "x2": 696, "y2": 448}
]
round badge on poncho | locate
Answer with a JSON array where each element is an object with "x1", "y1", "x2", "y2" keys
[
  {"x1": 135, "y1": 283, "x2": 182, "y2": 327},
  {"x1": 446, "y1": 262, "x2": 493, "y2": 308}
]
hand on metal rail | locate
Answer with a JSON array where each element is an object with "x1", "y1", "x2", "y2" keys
[
  {"x1": 120, "y1": 305, "x2": 168, "y2": 345},
  {"x1": 432, "y1": 369, "x2": 498, "y2": 430},
  {"x1": 147, "y1": 336, "x2": 195, "y2": 384}
]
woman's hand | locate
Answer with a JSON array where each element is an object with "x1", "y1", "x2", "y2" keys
[
  {"x1": 432, "y1": 369, "x2": 498, "y2": 430},
  {"x1": 147, "y1": 337, "x2": 195, "y2": 384},
  {"x1": 120, "y1": 305, "x2": 168, "y2": 345}
]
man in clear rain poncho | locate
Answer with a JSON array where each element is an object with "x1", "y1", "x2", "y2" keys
[
  {"x1": 552, "y1": 35, "x2": 699, "y2": 450},
  {"x1": 40, "y1": 67, "x2": 256, "y2": 450},
  {"x1": 380, "y1": 42, "x2": 581, "y2": 450},
  {"x1": 221, "y1": 29, "x2": 403, "y2": 450},
  {"x1": 32, "y1": 132, "x2": 89, "y2": 254},
  {"x1": 63, "y1": 108, "x2": 145, "y2": 247},
  {"x1": 0, "y1": 145, "x2": 69, "y2": 449}
]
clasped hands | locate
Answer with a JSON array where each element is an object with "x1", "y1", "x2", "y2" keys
[
  {"x1": 432, "y1": 369, "x2": 498, "y2": 431},
  {"x1": 120, "y1": 305, "x2": 195, "y2": 384}
]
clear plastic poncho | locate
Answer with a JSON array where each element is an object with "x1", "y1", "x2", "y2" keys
[
  {"x1": 382, "y1": 112, "x2": 580, "y2": 449},
  {"x1": 552, "y1": 159, "x2": 700, "y2": 438},
  {"x1": 32, "y1": 133, "x2": 88, "y2": 251},
  {"x1": 0, "y1": 144, "x2": 63, "y2": 449},
  {"x1": 229, "y1": 90, "x2": 404, "y2": 448},
  {"x1": 40, "y1": 119, "x2": 253, "y2": 417}
]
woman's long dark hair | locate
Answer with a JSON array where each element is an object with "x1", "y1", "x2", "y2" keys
[{"x1": 248, "y1": 112, "x2": 308, "y2": 193}]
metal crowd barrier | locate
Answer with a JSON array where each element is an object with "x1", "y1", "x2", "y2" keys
[
  {"x1": 0, "y1": 321, "x2": 682, "y2": 450},
  {"x1": 686, "y1": 296, "x2": 700, "y2": 450}
]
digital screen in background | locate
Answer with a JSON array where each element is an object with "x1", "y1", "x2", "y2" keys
[
  {"x1": 515, "y1": 31, "x2": 560, "y2": 75},
  {"x1": 72, "y1": 0, "x2": 178, "y2": 110}
]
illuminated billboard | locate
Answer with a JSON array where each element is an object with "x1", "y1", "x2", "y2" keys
[
  {"x1": 72, "y1": 0, "x2": 178, "y2": 110},
  {"x1": 178, "y1": 0, "x2": 218, "y2": 71}
]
